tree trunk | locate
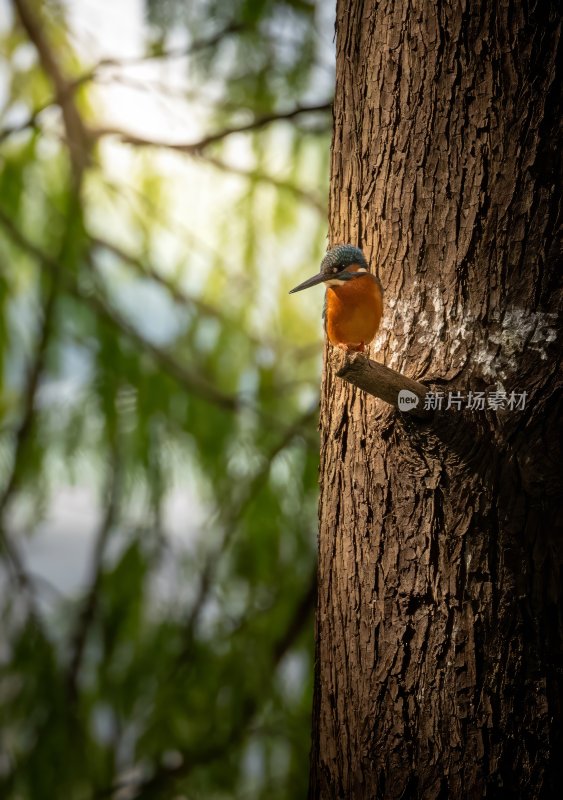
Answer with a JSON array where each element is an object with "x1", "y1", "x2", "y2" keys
[{"x1": 309, "y1": 2, "x2": 562, "y2": 798}]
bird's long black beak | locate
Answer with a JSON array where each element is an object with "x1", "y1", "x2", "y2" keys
[{"x1": 288, "y1": 272, "x2": 331, "y2": 294}]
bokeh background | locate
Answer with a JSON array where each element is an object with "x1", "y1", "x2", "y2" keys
[{"x1": 0, "y1": 0, "x2": 334, "y2": 797}]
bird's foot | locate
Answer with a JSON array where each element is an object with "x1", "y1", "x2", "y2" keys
[{"x1": 335, "y1": 342, "x2": 366, "y2": 353}]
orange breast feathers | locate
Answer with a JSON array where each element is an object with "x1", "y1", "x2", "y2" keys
[{"x1": 325, "y1": 273, "x2": 383, "y2": 352}]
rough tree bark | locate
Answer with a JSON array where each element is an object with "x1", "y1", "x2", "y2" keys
[{"x1": 310, "y1": 2, "x2": 562, "y2": 798}]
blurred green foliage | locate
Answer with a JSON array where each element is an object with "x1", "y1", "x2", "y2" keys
[{"x1": 0, "y1": 0, "x2": 333, "y2": 797}]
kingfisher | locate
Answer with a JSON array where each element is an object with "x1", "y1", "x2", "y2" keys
[{"x1": 289, "y1": 244, "x2": 383, "y2": 352}]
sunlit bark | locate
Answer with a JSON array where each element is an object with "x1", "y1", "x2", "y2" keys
[{"x1": 310, "y1": 1, "x2": 562, "y2": 797}]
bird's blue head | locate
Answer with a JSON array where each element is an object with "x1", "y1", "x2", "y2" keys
[
  {"x1": 320, "y1": 244, "x2": 368, "y2": 274},
  {"x1": 289, "y1": 244, "x2": 369, "y2": 294}
]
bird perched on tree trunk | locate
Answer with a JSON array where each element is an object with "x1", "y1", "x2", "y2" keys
[{"x1": 289, "y1": 244, "x2": 383, "y2": 352}]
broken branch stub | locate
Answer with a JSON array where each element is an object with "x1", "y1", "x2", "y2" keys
[{"x1": 335, "y1": 350, "x2": 432, "y2": 420}]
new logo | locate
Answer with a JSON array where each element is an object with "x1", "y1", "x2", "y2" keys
[{"x1": 398, "y1": 390, "x2": 419, "y2": 411}]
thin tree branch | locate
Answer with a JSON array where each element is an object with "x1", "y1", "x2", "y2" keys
[
  {"x1": 0, "y1": 106, "x2": 45, "y2": 143},
  {"x1": 86, "y1": 71, "x2": 208, "y2": 102},
  {"x1": 66, "y1": 447, "x2": 121, "y2": 705},
  {"x1": 334, "y1": 350, "x2": 433, "y2": 420},
  {"x1": 13, "y1": 0, "x2": 90, "y2": 182},
  {"x1": 89, "y1": 236, "x2": 228, "y2": 323},
  {"x1": 200, "y1": 153, "x2": 326, "y2": 213},
  {"x1": 0, "y1": 270, "x2": 60, "y2": 633},
  {"x1": 0, "y1": 272, "x2": 59, "y2": 585},
  {"x1": 90, "y1": 102, "x2": 333, "y2": 154},
  {"x1": 99, "y1": 176, "x2": 241, "y2": 273},
  {"x1": 0, "y1": 207, "x2": 241, "y2": 413},
  {"x1": 76, "y1": 21, "x2": 244, "y2": 74},
  {"x1": 271, "y1": 570, "x2": 317, "y2": 664}
]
